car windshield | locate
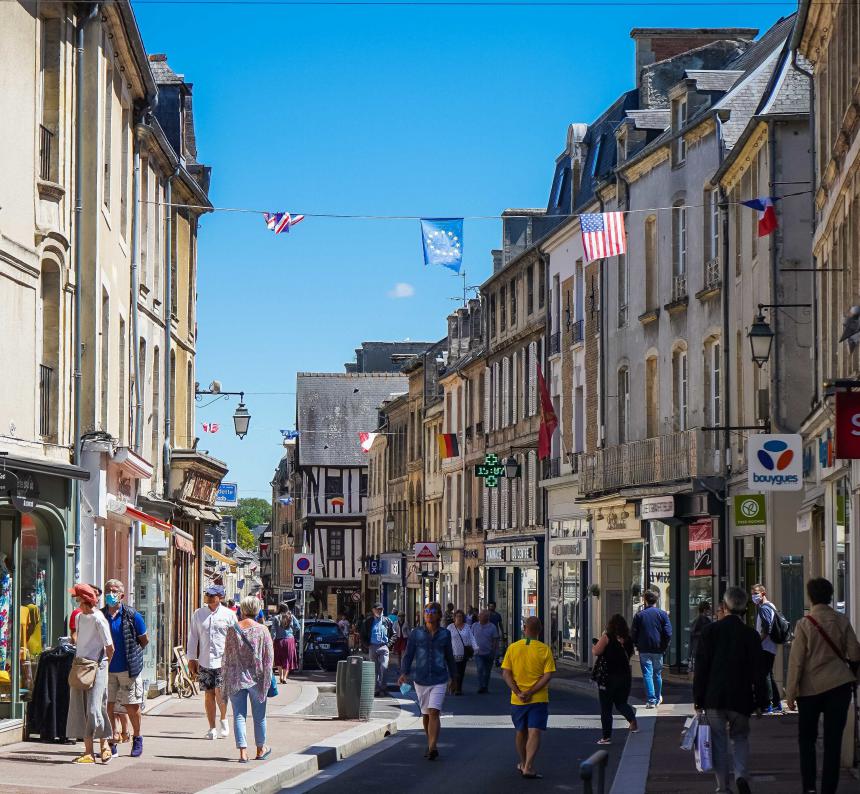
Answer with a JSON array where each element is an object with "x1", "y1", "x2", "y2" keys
[{"x1": 306, "y1": 624, "x2": 342, "y2": 639}]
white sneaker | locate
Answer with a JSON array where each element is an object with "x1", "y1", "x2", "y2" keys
[
  {"x1": 205, "y1": 728, "x2": 217, "y2": 740},
  {"x1": 219, "y1": 719, "x2": 229, "y2": 738}
]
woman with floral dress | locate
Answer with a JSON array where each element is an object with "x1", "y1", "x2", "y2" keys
[{"x1": 221, "y1": 595, "x2": 274, "y2": 763}]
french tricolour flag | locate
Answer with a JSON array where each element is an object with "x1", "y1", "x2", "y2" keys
[{"x1": 741, "y1": 197, "x2": 778, "y2": 237}]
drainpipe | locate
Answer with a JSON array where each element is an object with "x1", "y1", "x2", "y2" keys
[
  {"x1": 72, "y1": 2, "x2": 100, "y2": 584},
  {"x1": 163, "y1": 169, "x2": 178, "y2": 498},
  {"x1": 768, "y1": 121, "x2": 782, "y2": 432},
  {"x1": 130, "y1": 141, "x2": 143, "y2": 452}
]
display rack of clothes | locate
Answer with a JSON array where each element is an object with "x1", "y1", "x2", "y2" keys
[
  {"x1": 0, "y1": 554, "x2": 11, "y2": 675},
  {"x1": 26, "y1": 639, "x2": 74, "y2": 742}
]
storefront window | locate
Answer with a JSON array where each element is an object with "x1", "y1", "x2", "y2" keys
[
  {"x1": 135, "y1": 550, "x2": 168, "y2": 690},
  {"x1": 489, "y1": 568, "x2": 508, "y2": 642},
  {"x1": 520, "y1": 567, "x2": 538, "y2": 625},
  {"x1": 647, "y1": 521, "x2": 673, "y2": 662},
  {"x1": 735, "y1": 534, "x2": 765, "y2": 626},
  {"x1": 684, "y1": 518, "x2": 713, "y2": 665},
  {"x1": 835, "y1": 477, "x2": 851, "y2": 616},
  {"x1": 550, "y1": 562, "x2": 585, "y2": 662},
  {"x1": 623, "y1": 541, "x2": 645, "y2": 624}
]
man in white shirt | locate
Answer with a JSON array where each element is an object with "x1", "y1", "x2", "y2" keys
[{"x1": 187, "y1": 585, "x2": 237, "y2": 739}]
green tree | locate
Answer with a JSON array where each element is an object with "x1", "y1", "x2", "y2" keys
[
  {"x1": 236, "y1": 519, "x2": 257, "y2": 551},
  {"x1": 224, "y1": 497, "x2": 271, "y2": 531}
]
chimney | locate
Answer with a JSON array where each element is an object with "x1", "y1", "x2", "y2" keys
[
  {"x1": 148, "y1": 53, "x2": 167, "y2": 62},
  {"x1": 492, "y1": 249, "x2": 503, "y2": 274},
  {"x1": 630, "y1": 28, "x2": 758, "y2": 86}
]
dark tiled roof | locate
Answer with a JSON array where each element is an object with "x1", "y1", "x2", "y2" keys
[
  {"x1": 625, "y1": 109, "x2": 670, "y2": 130},
  {"x1": 147, "y1": 54, "x2": 183, "y2": 85},
  {"x1": 728, "y1": 15, "x2": 796, "y2": 74},
  {"x1": 685, "y1": 70, "x2": 744, "y2": 92},
  {"x1": 296, "y1": 373, "x2": 408, "y2": 467}
]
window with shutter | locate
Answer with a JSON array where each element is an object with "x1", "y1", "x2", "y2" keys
[
  {"x1": 511, "y1": 351, "x2": 518, "y2": 425},
  {"x1": 483, "y1": 367, "x2": 491, "y2": 430},
  {"x1": 529, "y1": 341, "x2": 538, "y2": 415},
  {"x1": 494, "y1": 361, "x2": 501, "y2": 430},
  {"x1": 502, "y1": 357, "x2": 509, "y2": 427},
  {"x1": 482, "y1": 480, "x2": 489, "y2": 531},
  {"x1": 511, "y1": 476, "x2": 518, "y2": 528},
  {"x1": 500, "y1": 477, "x2": 508, "y2": 529},
  {"x1": 528, "y1": 452, "x2": 536, "y2": 524},
  {"x1": 520, "y1": 453, "x2": 528, "y2": 524},
  {"x1": 491, "y1": 485, "x2": 498, "y2": 530}
]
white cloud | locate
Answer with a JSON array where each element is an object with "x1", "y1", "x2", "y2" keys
[{"x1": 387, "y1": 282, "x2": 415, "y2": 299}]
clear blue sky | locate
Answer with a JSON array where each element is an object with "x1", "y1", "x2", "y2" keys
[{"x1": 134, "y1": 0, "x2": 796, "y2": 500}]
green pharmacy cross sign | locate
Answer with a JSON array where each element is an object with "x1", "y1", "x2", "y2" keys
[{"x1": 475, "y1": 453, "x2": 506, "y2": 488}]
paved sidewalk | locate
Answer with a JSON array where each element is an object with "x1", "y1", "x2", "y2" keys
[{"x1": 0, "y1": 682, "x2": 360, "y2": 794}]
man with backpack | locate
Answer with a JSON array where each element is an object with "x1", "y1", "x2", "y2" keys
[
  {"x1": 751, "y1": 583, "x2": 789, "y2": 714},
  {"x1": 361, "y1": 602, "x2": 393, "y2": 697}
]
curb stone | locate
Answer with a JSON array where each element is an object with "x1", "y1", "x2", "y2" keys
[
  {"x1": 193, "y1": 717, "x2": 398, "y2": 794},
  {"x1": 609, "y1": 714, "x2": 656, "y2": 794}
]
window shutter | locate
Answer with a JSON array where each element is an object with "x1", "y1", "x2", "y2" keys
[
  {"x1": 490, "y1": 484, "x2": 498, "y2": 530},
  {"x1": 511, "y1": 475, "x2": 518, "y2": 528},
  {"x1": 529, "y1": 341, "x2": 538, "y2": 415},
  {"x1": 511, "y1": 350, "x2": 518, "y2": 425},
  {"x1": 520, "y1": 454, "x2": 527, "y2": 524},
  {"x1": 482, "y1": 480, "x2": 489, "y2": 531},
  {"x1": 494, "y1": 361, "x2": 501, "y2": 430},
  {"x1": 500, "y1": 477, "x2": 508, "y2": 529},
  {"x1": 502, "y1": 356, "x2": 510, "y2": 427},
  {"x1": 483, "y1": 366, "x2": 490, "y2": 430},
  {"x1": 528, "y1": 452, "x2": 536, "y2": 524}
]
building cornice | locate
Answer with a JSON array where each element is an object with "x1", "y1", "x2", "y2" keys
[{"x1": 718, "y1": 121, "x2": 769, "y2": 192}]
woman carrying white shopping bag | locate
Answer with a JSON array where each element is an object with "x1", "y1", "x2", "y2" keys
[{"x1": 692, "y1": 587, "x2": 770, "y2": 794}]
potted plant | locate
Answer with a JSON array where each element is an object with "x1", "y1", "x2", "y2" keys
[{"x1": 588, "y1": 583, "x2": 601, "y2": 598}]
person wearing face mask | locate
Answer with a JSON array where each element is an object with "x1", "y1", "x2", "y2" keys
[
  {"x1": 751, "y1": 584, "x2": 783, "y2": 714},
  {"x1": 102, "y1": 579, "x2": 148, "y2": 758}
]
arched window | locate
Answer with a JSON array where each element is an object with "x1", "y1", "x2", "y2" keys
[
  {"x1": 645, "y1": 354, "x2": 659, "y2": 438},
  {"x1": 672, "y1": 199, "x2": 687, "y2": 298},
  {"x1": 39, "y1": 262, "x2": 61, "y2": 440},
  {"x1": 672, "y1": 344, "x2": 688, "y2": 431}
]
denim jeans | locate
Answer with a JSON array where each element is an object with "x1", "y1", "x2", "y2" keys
[
  {"x1": 369, "y1": 643, "x2": 389, "y2": 694},
  {"x1": 475, "y1": 653, "x2": 493, "y2": 691},
  {"x1": 230, "y1": 688, "x2": 267, "y2": 750},
  {"x1": 639, "y1": 652, "x2": 663, "y2": 704},
  {"x1": 706, "y1": 709, "x2": 750, "y2": 793}
]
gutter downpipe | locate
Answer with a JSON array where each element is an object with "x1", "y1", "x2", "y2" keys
[
  {"x1": 131, "y1": 140, "x2": 143, "y2": 452},
  {"x1": 768, "y1": 121, "x2": 782, "y2": 432},
  {"x1": 163, "y1": 169, "x2": 178, "y2": 498},
  {"x1": 73, "y1": 2, "x2": 100, "y2": 584},
  {"x1": 716, "y1": 108, "x2": 731, "y2": 604}
]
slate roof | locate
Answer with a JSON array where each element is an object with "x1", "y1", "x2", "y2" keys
[
  {"x1": 625, "y1": 109, "x2": 670, "y2": 131},
  {"x1": 760, "y1": 50, "x2": 811, "y2": 115},
  {"x1": 685, "y1": 70, "x2": 744, "y2": 92},
  {"x1": 148, "y1": 54, "x2": 183, "y2": 85},
  {"x1": 296, "y1": 373, "x2": 408, "y2": 468}
]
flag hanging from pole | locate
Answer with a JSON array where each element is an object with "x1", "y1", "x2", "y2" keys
[
  {"x1": 359, "y1": 432, "x2": 380, "y2": 453},
  {"x1": 420, "y1": 218, "x2": 463, "y2": 272},
  {"x1": 740, "y1": 197, "x2": 778, "y2": 237},
  {"x1": 437, "y1": 433, "x2": 459, "y2": 458},
  {"x1": 537, "y1": 364, "x2": 557, "y2": 460},
  {"x1": 263, "y1": 212, "x2": 305, "y2": 234},
  {"x1": 580, "y1": 212, "x2": 626, "y2": 263},
  {"x1": 202, "y1": 422, "x2": 220, "y2": 433}
]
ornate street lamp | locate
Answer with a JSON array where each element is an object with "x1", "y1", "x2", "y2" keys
[
  {"x1": 232, "y1": 402, "x2": 251, "y2": 439},
  {"x1": 747, "y1": 312, "x2": 775, "y2": 369},
  {"x1": 195, "y1": 383, "x2": 252, "y2": 440},
  {"x1": 504, "y1": 455, "x2": 519, "y2": 479}
]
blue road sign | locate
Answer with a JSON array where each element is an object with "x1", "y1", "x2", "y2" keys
[{"x1": 216, "y1": 482, "x2": 239, "y2": 506}]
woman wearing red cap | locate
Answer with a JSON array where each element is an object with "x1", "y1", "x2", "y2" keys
[{"x1": 66, "y1": 584, "x2": 115, "y2": 764}]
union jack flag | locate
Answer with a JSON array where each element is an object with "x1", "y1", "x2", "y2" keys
[
  {"x1": 263, "y1": 212, "x2": 305, "y2": 234},
  {"x1": 580, "y1": 212, "x2": 626, "y2": 263}
]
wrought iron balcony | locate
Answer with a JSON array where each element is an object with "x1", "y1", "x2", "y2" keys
[
  {"x1": 704, "y1": 259, "x2": 721, "y2": 290},
  {"x1": 39, "y1": 364, "x2": 53, "y2": 438},
  {"x1": 671, "y1": 273, "x2": 688, "y2": 302},
  {"x1": 544, "y1": 457, "x2": 561, "y2": 479},
  {"x1": 572, "y1": 319, "x2": 584, "y2": 344},
  {"x1": 577, "y1": 428, "x2": 719, "y2": 496},
  {"x1": 550, "y1": 331, "x2": 561, "y2": 356},
  {"x1": 39, "y1": 125, "x2": 53, "y2": 181}
]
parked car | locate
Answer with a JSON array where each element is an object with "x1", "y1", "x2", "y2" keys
[{"x1": 302, "y1": 620, "x2": 351, "y2": 670}]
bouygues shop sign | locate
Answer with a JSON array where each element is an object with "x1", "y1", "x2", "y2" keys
[
  {"x1": 835, "y1": 392, "x2": 860, "y2": 459},
  {"x1": 747, "y1": 434, "x2": 803, "y2": 491}
]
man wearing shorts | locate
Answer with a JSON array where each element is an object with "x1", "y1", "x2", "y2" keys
[
  {"x1": 187, "y1": 584, "x2": 237, "y2": 739},
  {"x1": 501, "y1": 616, "x2": 555, "y2": 780},
  {"x1": 398, "y1": 601, "x2": 456, "y2": 761},
  {"x1": 102, "y1": 579, "x2": 148, "y2": 758}
]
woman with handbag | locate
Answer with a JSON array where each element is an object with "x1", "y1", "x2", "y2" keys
[
  {"x1": 786, "y1": 577, "x2": 860, "y2": 794},
  {"x1": 271, "y1": 603, "x2": 300, "y2": 684},
  {"x1": 447, "y1": 610, "x2": 478, "y2": 695},
  {"x1": 221, "y1": 595, "x2": 275, "y2": 763},
  {"x1": 592, "y1": 614, "x2": 638, "y2": 745},
  {"x1": 66, "y1": 584, "x2": 114, "y2": 764}
]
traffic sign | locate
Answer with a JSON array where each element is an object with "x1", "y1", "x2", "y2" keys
[
  {"x1": 351, "y1": 591, "x2": 361, "y2": 603},
  {"x1": 293, "y1": 554, "x2": 314, "y2": 575},
  {"x1": 413, "y1": 542, "x2": 438, "y2": 561},
  {"x1": 215, "y1": 482, "x2": 239, "y2": 507},
  {"x1": 293, "y1": 575, "x2": 315, "y2": 591}
]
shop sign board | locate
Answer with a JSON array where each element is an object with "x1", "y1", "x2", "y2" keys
[
  {"x1": 485, "y1": 546, "x2": 506, "y2": 563},
  {"x1": 688, "y1": 518, "x2": 713, "y2": 576},
  {"x1": 640, "y1": 496, "x2": 674, "y2": 521},
  {"x1": 367, "y1": 557, "x2": 380, "y2": 575},
  {"x1": 293, "y1": 574, "x2": 314, "y2": 590},
  {"x1": 734, "y1": 494, "x2": 766, "y2": 527},
  {"x1": 413, "y1": 542, "x2": 438, "y2": 561},
  {"x1": 215, "y1": 482, "x2": 239, "y2": 507},
  {"x1": 475, "y1": 453, "x2": 506, "y2": 488},
  {"x1": 548, "y1": 537, "x2": 588, "y2": 561},
  {"x1": 835, "y1": 392, "x2": 860, "y2": 458},
  {"x1": 509, "y1": 545, "x2": 535, "y2": 562},
  {"x1": 293, "y1": 553, "x2": 314, "y2": 575},
  {"x1": 747, "y1": 434, "x2": 803, "y2": 491}
]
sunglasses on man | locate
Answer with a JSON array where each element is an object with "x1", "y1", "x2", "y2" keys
[{"x1": 424, "y1": 607, "x2": 439, "y2": 614}]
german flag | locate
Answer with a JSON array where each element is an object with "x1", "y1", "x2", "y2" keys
[{"x1": 438, "y1": 433, "x2": 459, "y2": 458}]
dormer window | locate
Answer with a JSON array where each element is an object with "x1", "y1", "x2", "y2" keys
[
  {"x1": 617, "y1": 131, "x2": 627, "y2": 163},
  {"x1": 672, "y1": 97, "x2": 687, "y2": 165},
  {"x1": 590, "y1": 135, "x2": 603, "y2": 178}
]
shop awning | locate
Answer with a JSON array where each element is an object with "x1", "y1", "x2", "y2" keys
[
  {"x1": 200, "y1": 509, "x2": 221, "y2": 523},
  {"x1": 204, "y1": 545, "x2": 236, "y2": 567},
  {"x1": 4, "y1": 454, "x2": 90, "y2": 481},
  {"x1": 174, "y1": 533, "x2": 196, "y2": 555},
  {"x1": 124, "y1": 506, "x2": 173, "y2": 532}
]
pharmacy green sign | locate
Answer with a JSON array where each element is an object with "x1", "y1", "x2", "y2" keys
[
  {"x1": 475, "y1": 453, "x2": 507, "y2": 488},
  {"x1": 734, "y1": 494, "x2": 766, "y2": 527}
]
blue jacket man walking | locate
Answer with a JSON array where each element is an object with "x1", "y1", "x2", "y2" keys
[{"x1": 631, "y1": 590, "x2": 672, "y2": 708}]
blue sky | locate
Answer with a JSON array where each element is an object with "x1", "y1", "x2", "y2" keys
[{"x1": 134, "y1": 0, "x2": 796, "y2": 500}]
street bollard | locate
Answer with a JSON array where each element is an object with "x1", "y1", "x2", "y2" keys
[{"x1": 580, "y1": 749, "x2": 609, "y2": 794}]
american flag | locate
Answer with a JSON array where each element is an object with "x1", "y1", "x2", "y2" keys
[
  {"x1": 263, "y1": 211, "x2": 305, "y2": 234},
  {"x1": 580, "y1": 212, "x2": 626, "y2": 263}
]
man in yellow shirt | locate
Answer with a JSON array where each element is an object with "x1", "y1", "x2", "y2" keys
[{"x1": 501, "y1": 616, "x2": 555, "y2": 780}]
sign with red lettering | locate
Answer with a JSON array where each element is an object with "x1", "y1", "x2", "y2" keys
[
  {"x1": 835, "y1": 392, "x2": 860, "y2": 459},
  {"x1": 688, "y1": 519, "x2": 713, "y2": 577}
]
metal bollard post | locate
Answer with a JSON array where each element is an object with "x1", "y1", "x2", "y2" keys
[{"x1": 580, "y1": 749, "x2": 609, "y2": 794}]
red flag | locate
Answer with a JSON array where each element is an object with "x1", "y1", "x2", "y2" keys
[{"x1": 537, "y1": 364, "x2": 557, "y2": 460}]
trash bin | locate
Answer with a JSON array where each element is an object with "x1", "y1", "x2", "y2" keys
[{"x1": 336, "y1": 655, "x2": 375, "y2": 720}]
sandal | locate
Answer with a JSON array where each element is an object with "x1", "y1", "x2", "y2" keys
[
  {"x1": 73, "y1": 754, "x2": 96, "y2": 764},
  {"x1": 256, "y1": 746, "x2": 272, "y2": 760},
  {"x1": 522, "y1": 772, "x2": 544, "y2": 780},
  {"x1": 100, "y1": 746, "x2": 113, "y2": 763}
]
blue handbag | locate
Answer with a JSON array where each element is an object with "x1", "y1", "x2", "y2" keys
[{"x1": 268, "y1": 674, "x2": 278, "y2": 698}]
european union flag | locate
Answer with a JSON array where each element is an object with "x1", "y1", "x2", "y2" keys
[{"x1": 420, "y1": 218, "x2": 463, "y2": 273}]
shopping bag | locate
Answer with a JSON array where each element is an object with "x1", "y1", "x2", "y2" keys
[
  {"x1": 680, "y1": 714, "x2": 699, "y2": 751},
  {"x1": 695, "y1": 722, "x2": 713, "y2": 772}
]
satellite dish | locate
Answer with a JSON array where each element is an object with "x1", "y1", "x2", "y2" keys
[{"x1": 209, "y1": 380, "x2": 222, "y2": 394}]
